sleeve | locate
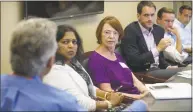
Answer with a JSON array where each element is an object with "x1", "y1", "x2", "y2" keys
[
  {"x1": 43, "y1": 66, "x2": 96, "y2": 111},
  {"x1": 88, "y1": 54, "x2": 110, "y2": 85},
  {"x1": 159, "y1": 51, "x2": 170, "y2": 69},
  {"x1": 120, "y1": 25, "x2": 155, "y2": 66},
  {"x1": 151, "y1": 48, "x2": 159, "y2": 58},
  {"x1": 163, "y1": 46, "x2": 188, "y2": 63}
]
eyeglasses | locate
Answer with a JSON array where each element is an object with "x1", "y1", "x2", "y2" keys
[
  {"x1": 103, "y1": 30, "x2": 119, "y2": 37},
  {"x1": 61, "y1": 39, "x2": 78, "y2": 45}
]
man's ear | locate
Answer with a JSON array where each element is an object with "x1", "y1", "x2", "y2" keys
[
  {"x1": 40, "y1": 56, "x2": 55, "y2": 79},
  {"x1": 137, "y1": 13, "x2": 140, "y2": 20},
  {"x1": 156, "y1": 17, "x2": 161, "y2": 24},
  {"x1": 47, "y1": 56, "x2": 55, "y2": 68},
  {"x1": 178, "y1": 12, "x2": 181, "y2": 18}
]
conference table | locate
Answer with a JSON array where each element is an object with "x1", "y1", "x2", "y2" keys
[{"x1": 143, "y1": 65, "x2": 192, "y2": 111}]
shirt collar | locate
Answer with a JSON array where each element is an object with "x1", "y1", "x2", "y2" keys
[
  {"x1": 165, "y1": 32, "x2": 175, "y2": 37},
  {"x1": 138, "y1": 21, "x2": 153, "y2": 35},
  {"x1": 175, "y1": 18, "x2": 185, "y2": 28},
  {"x1": 11, "y1": 73, "x2": 42, "y2": 83},
  {"x1": 33, "y1": 75, "x2": 42, "y2": 82}
]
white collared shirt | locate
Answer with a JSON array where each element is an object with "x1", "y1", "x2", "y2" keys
[
  {"x1": 138, "y1": 22, "x2": 159, "y2": 67},
  {"x1": 173, "y1": 19, "x2": 192, "y2": 49},
  {"x1": 163, "y1": 32, "x2": 188, "y2": 63}
]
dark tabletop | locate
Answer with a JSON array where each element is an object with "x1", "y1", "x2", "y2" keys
[{"x1": 143, "y1": 65, "x2": 192, "y2": 111}]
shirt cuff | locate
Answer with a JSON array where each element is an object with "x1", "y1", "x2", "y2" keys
[
  {"x1": 183, "y1": 44, "x2": 191, "y2": 49},
  {"x1": 151, "y1": 48, "x2": 159, "y2": 58},
  {"x1": 166, "y1": 66, "x2": 171, "y2": 69}
]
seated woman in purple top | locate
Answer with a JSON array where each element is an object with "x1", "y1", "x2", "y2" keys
[{"x1": 88, "y1": 16, "x2": 149, "y2": 100}]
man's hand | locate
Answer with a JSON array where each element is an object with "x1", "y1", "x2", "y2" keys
[
  {"x1": 167, "y1": 27, "x2": 179, "y2": 36},
  {"x1": 157, "y1": 38, "x2": 172, "y2": 52}
]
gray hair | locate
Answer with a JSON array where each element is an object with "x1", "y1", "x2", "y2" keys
[{"x1": 10, "y1": 18, "x2": 57, "y2": 77}]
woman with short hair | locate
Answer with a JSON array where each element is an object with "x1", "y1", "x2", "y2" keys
[{"x1": 88, "y1": 16, "x2": 149, "y2": 100}]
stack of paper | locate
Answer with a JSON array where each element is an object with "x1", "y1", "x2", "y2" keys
[
  {"x1": 178, "y1": 70, "x2": 192, "y2": 78},
  {"x1": 145, "y1": 83, "x2": 192, "y2": 99}
]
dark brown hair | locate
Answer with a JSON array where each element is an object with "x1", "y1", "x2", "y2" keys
[
  {"x1": 157, "y1": 7, "x2": 175, "y2": 19},
  {"x1": 96, "y1": 16, "x2": 124, "y2": 44},
  {"x1": 137, "y1": 1, "x2": 156, "y2": 14},
  {"x1": 179, "y1": 5, "x2": 192, "y2": 14}
]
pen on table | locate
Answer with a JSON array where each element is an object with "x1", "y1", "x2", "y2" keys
[
  {"x1": 149, "y1": 86, "x2": 154, "y2": 90},
  {"x1": 115, "y1": 85, "x2": 123, "y2": 92}
]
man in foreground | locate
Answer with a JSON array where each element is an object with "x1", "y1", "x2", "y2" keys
[{"x1": 1, "y1": 18, "x2": 84, "y2": 111}]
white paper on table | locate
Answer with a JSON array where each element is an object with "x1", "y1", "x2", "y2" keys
[
  {"x1": 177, "y1": 70, "x2": 192, "y2": 78},
  {"x1": 145, "y1": 83, "x2": 192, "y2": 99}
]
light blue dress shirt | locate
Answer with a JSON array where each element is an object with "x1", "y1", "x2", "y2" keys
[
  {"x1": 138, "y1": 22, "x2": 159, "y2": 68},
  {"x1": 163, "y1": 32, "x2": 188, "y2": 63},
  {"x1": 173, "y1": 19, "x2": 192, "y2": 49},
  {"x1": 1, "y1": 74, "x2": 85, "y2": 111}
]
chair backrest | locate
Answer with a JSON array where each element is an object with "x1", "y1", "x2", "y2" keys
[
  {"x1": 80, "y1": 51, "x2": 93, "y2": 73},
  {"x1": 115, "y1": 42, "x2": 124, "y2": 57},
  {"x1": 115, "y1": 45, "x2": 121, "y2": 55}
]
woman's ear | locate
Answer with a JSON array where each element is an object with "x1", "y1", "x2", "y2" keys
[{"x1": 56, "y1": 43, "x2": 62, "y2": 54}]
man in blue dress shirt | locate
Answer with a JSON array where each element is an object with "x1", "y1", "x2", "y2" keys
[
  {"x1": 1, "y1": 18, "x2": 85, "y2": 111},
  {"x1": 157, "y1": 7, "x2": 191, "y2": 66},
  {"x1": 173, "y1": 5, "x2": 192, "y2": 54}
]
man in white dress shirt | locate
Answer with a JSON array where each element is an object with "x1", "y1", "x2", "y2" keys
[
  {"x1": 173, "y1": 5, "x2": 192, "y2": 54},
  {"x1": 156, "y1": 7, "x2": 191, "y2": 66}
]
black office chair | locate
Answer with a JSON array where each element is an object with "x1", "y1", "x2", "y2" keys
[{"x1": 80, "y1": 51, "x2": 93, "y2": 74}]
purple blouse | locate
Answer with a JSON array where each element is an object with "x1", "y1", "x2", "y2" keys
[{"x1": 88, "y1": 51, "x2": 140, "y2": 94}]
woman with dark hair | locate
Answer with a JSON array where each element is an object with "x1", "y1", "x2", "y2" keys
[
  {"x1": 43, "y1": 24, "x2": 148, "y2": 111},
  {"x1": 88, "y1": 16, "x2": 149, "y2": 100},
  {"x1": 43, "y1": 25, "x2": 124, "y2": 111},
  {"x1": 56, "y1": 25, "x2": 84, "y2": 62}
]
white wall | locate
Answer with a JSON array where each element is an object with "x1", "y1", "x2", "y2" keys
[
  {"x1": 1, "y1": 1, "x2": 173, "y2": 74},
  {"x1": 55, "y1": 1, "x2": 173, "y2": 52},
  {"x1": 1, "y1": 2, "x2": 23, "y2": 74}
]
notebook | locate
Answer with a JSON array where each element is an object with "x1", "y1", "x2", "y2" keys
[
  {"x1": 177, "y1": 70, "x2": 191, "y2": 79},
  {"x1": 145, "y1": 83, "x2": 192, "y2": 99}
]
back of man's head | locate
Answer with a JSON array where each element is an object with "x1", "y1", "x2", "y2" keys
[
  {"x1": 10, "y1": 18, "x2": 57, "y2": 77},
  {"x1": 137, "y1": 1, "x2": 156, "y2": 14}
]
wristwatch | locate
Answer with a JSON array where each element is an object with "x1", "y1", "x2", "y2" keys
[{"x1": 105, "y1": 100, "x2": 112, "y2": 109}]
